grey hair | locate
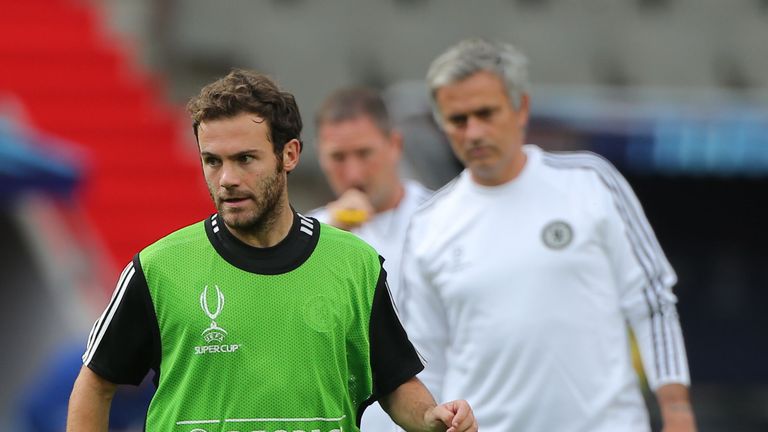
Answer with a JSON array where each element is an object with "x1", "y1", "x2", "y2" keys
[{"x1": 426, "y1": 38, "x2": 529, "y2": 123}]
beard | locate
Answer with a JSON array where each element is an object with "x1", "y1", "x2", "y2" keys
[{"x1": 212, "y1": 165, "x2": 287, "y2": 236}]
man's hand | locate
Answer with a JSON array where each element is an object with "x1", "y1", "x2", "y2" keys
[
  {"x1": 423, "y1": 399, "x2": 478, "y2": 432},
  {"x1": 327, "y1": 188, "x2": 373, "y2": 230},
  {"x1": 380, "y1": 377, "x2": 477, "y2": 432}
]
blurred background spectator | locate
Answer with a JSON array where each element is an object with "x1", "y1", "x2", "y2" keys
[{"x1": 1, "y1": 0, "x2": 766, "y2": 430}]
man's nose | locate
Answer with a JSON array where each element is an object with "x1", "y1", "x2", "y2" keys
[
  {"x1": 219, "y1": 162, "x2": 241, "y2": 188},
  {"x1": 341, "y1": 159, "x2": 366, "y2": 186},
  {"x1": 465, "y1": 115, "x2": 486, "y2": 141}
]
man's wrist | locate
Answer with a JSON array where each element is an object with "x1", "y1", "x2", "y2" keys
[
  {"x1": 655, "y1": 383, "x2": 696, "y2": 430},
  {"x1": 662, "y1": 401, "x2": 693, "y2": 413}
]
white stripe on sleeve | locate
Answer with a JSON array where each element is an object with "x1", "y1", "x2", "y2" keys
[{"x1": 82, "y1": 262, "x2": 136, "y2": 365}]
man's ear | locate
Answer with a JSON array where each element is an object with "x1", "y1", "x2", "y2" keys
[
  {"x1": 389, "y1": 130, "x2": 404, "y2": 157},
  {"x1": 516, "y1": 93, "x2": 530, "y2": 128},
  {"x1": 282, "y1": 139, "x2": 301, "y2": 172}
]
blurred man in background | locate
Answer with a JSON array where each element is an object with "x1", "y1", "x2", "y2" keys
[
  {"x1": 401, "y1": 38, "x2": 696, "y2": 432},
  {"x1": 310, "y1": 87, "x2": 432, "y2": 432}
]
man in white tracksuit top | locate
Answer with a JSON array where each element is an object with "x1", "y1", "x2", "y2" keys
[{"x1": 401, "y1": 38, "x2": 697, "y2": 432}]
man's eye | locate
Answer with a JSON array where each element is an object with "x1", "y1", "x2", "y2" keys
[
  {"x1": 475, "y1": 108, "x2": 495, "y2": 120},
  {"x1": 358, "y1": 148, "x2": 373, "y2": 159},
  {"x1": 238, "y1": 155, "x2": 254, "y2": 163},
  {"x1": 204, "y1": 157, "x2": 221, "y2": 167},
  {"x1": 447, "y1": 114, "x2": 468, "y2": 128}
]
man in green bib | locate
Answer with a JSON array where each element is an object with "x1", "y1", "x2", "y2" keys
[{"x1": 66, "y1": 69, "x2": 477, "y2": 432}]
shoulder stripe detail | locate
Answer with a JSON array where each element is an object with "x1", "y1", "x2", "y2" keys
[
  {"x1": 297, "y1": 213, "x2": 314, "y2": 236},
  {"x1": 384, "y1": 279, "x2": 402, "y2": 320},
  {"x1": 543, "y1": 153, "x2": 669, "y2": 290},
  {"x1": 411, "y1": 183, "x2": 435, "y2": 207},
  {"x1": 543, "y1": 153, "x2": 667, "y2": 283},
  {"x1": 411, "y1": 174, "x2": 461, "y2": 218},
  {"x1": 82, "y1": 262, "x2": 136, "y2": 365},
  {"x1": 85, "y1": 261, "x2": 132, "y2": 351},
  {"x1": 542, "y1": 152, "x2": 681, "y2": 379},
  {"x1": 398, "y1": 176, "x2": 460, "y2": 315},
  {"x1": 298, "y1": 212, "x2": 312, "y2": 224},
  {"x1": 383, "y1": 275, "x2": 427, "y2": 369}
]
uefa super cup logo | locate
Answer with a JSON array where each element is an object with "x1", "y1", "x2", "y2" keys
[{"x1": 200, "y1": 285, "x2": 227, "y2": 343}]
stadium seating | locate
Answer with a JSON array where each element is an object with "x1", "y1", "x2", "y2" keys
[{"x1": 0, "y1": 0, "x2": 212, "y2": 267}]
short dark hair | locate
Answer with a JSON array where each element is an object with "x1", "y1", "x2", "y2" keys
[
  {"x1": 314, "y1": 87, "x2": 391, "y2": 134},
  {"x1": 187, "y1": 69, "x2": 303, "y2": 154}
]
